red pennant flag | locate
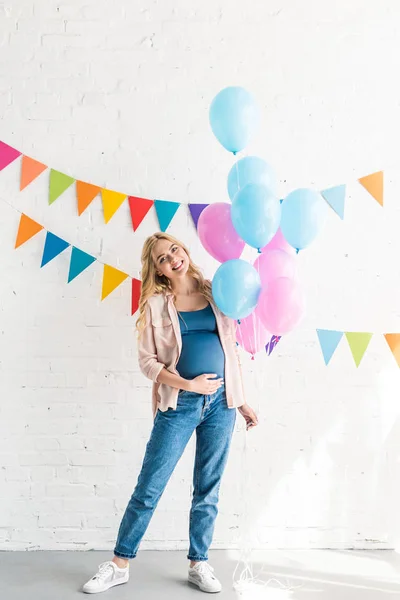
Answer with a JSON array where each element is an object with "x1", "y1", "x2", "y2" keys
[
  {"x1": 128, "y1": 196, "x2": 153, "y2": 231},
  {"x1": 131, "y1": 278, "x2": 142, "y2": 316}
]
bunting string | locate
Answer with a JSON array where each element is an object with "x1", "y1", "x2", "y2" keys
[{"x1": 0, "y1": 140, "x2": 385, "y2": 236}]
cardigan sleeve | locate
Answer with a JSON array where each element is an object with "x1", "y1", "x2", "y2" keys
[{"x1": 137, "y1": 303, "x2": 165, "y2": 382}]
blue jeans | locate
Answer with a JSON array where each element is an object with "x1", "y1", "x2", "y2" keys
[{"x1": 113, "y1": 384, "x2": 236, "y2": 561}]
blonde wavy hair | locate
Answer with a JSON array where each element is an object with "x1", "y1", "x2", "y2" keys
[{"x1": 136, "y1": 232, "x2": 212, "y2": 337}]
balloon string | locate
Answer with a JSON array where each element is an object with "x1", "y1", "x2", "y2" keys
[{"x1": 235, "y1": 157, "x2": 240, "y2": 191}]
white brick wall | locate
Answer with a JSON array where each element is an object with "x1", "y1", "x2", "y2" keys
[{"x1": 1, "y1": 0, "x2": 400, "y2": 553}]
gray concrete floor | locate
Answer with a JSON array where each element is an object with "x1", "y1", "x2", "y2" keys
[{"x1": 1, "y1": 549, "x2": 400, "y2": 599}]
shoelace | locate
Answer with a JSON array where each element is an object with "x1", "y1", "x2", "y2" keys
[
  {"x1": 192, "y1": 562, "x2": 217, "y2": 581},
  {"x1": 93, "y1": 561, "x2": 115, "y2": 581}
]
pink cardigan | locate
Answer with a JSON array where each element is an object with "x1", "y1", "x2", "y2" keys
[{"x1": 138, "y1": 290, "x2": 246, "y2": 420}]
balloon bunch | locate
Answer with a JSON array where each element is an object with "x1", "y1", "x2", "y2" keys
[{"x1": 201, "y1": 86, "x2": 329, "y2": 358}]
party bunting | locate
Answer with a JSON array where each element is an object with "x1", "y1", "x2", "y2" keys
[
  {"x1": 20, "y1": 156, "x2": 47, "y2": 190},
  {"x1": 15, "y1": 214, "x2": 44, "y2": 248},
  {"x1": 101, "y1": 264, "x2": 129, "y2": 300},
  {"x1": 0, "y1": 141, "x2": 21, "y2": 171},
  {"x1": 316, "y1": 329, "x2": 343, "y2": 365},
  {"x1": 128, "y1": 196, "x2": 153, "y2": 231},
  {"x1": 154, "y1": 200, "x2": 180, "y2": 232},
  {"x1": 345, "y1": 332, "x2": 373, "y2": 367},
  {"x1": 41, "y1": 231, "x2": 70, "y2": 267},
  {"x1": 49, "y1": 169, "x2": 75, "y2": 205},
  {"x1": 131, "y1": 278, "x2": 142, "y2": 315},
  {"x1": 101, "y1": 189, "x2": 127, "y2": 224},
  {"x1": 358, "y1": 171, "x2": 384, "y2": 207},
  {"x1": 76, "y1": 181, "x2": 101, "y2": 216},
  {"x1": 189, "y1": 203, "x2": 209, "y2": 229},
  {"x1": 68, "y1": 247, "x2": 96, "y2": 283},
  {"x1": 384, "y1": 333, "x2": 400, "y2": 368},
  {"x1": 321, "y1": 185, "x2": 346, "y2": 220}
]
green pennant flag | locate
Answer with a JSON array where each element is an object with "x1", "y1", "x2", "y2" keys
[
  {"x1": 345, "y1": 332, "x2": 373, "y2": 367},
  {"x1": 49, "y1": 169, "x2": 75, "y2": 204}
]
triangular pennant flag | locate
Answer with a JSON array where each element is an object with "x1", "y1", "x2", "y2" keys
[
  {"x1": 76, "y1": 181, "x2": 101, "y2": 216},
  {"x1": 384, "y1": 334, "x2": 400, "y2": 368},
  {"x1": 0, "y1": 141, "x2": 21, "y2": 171},
  {"x1": 101, "y1": 189, "x2": 126, "y2": 224},
  {"x1": 101, "y1": 264, "x2": 129, "y2": 300},
  {"x1": 15, "y1": 214, "x2": 44, "y2": 248},
  {"x1": 20, "y1": 155, "x2": 47, "y2": 190},
  {"x1": 49, "y1": 169, "x2": 75, "y2": 204},
  {"x1": 321, "y1": 185, "x2": 346, "y2": 220},
  {"x1": 154, "y1": 200, "x2": 180, "y2": 232},
  {"x1": 345, "y1": 332, "x2": 373, "y2": 367},
  {"x1": 41, "y1": 231, "x2": 70, "y2": 267},
  {"x1": 128, "y1": 196, "x2": 153, "y2": 231},
  {"x1": 316, "y1": 329, "x2": 343, "y2": 365},
  {"x1": 265, "y1": 335, "x2": 281, "y2": 356},
  {"x1": 68, "y1": 247, "x2": 96, "y2": 283},
  {"x1": 189, "y1": 203, "x2": 209, "y2": 228},
  {"x1": 358, "y1": 171, "x2": 383, "y2": 206},
  {"x1": 131, "y1": 278, "x2": 142, "y2": 315}
]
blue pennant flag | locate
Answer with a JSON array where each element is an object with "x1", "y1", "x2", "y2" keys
[
  {"x1": 316, "y1": 329, "x2": 343, "y2": 365},
  {"x1": 154, "y1": 200, "x2": 180, "y2": 232},
  {"x1": 321, "y1": 184, "x2": 346, "y2": 220},
  {"x1": 68, "y1": 247, "x2": 96, "y2": 283},
  {"x1": 41, "y1": 232, "x2": 70, "y2": 267}
]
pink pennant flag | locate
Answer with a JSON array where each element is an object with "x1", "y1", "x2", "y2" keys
[{"x1": 0, "y1": 141, "x2": 21, "y2": 172}]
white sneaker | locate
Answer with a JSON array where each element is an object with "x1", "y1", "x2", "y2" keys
[
  {"x1": 188, "y1": 561, "x2": 222, "y2": 593},
  {"x1": 82, "y1": 560, "x2": 129, "y2": 594}
]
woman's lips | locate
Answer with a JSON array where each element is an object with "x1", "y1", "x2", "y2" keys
[{"x1": 172, "y1": 260, "x2": 184, "y2": 271}]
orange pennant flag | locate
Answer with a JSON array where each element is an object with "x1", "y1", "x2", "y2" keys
[
  {"x1": 358, "y1": 171, "x2": 383, "y2": 206},
  {"x1": 101, "y1": 264, "x2": 129, "y2": 300},
  {"x1": 101, "y1": 189, "x2": 126, "y2": 224},
  {"x1": 15, "y1": 214, "x2": 44, "y2": 248},
  {"x1": 384, "y1": 334, "x2": 400, "y2": 367},
  {"x1": 76, "y1": 181, "x2": 101, "y2": 216},
  {"x1": 20, "y1": 155, "x2": 47, "y2": 190}
]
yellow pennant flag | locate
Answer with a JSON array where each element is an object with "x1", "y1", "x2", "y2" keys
[
  {"x1": 101, "y1": 189, "x2": 126, "y2": 224},
  {"x1": 358, "y1": 171, "x2": 383, "y2": 206},
  {"x1": 101, "y1": 264, "x2": 129, "y2": 300},
  {"x1": 384, "y1": 334, "x2": 400, "y2": 368}
]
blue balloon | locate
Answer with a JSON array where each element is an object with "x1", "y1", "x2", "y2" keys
[
  {"x1": 227, "y1": 156, "x2": 277, "y2": 201},
  {"x1": 212, "y1": 259, "x2": 261, "y2": 320},
  {"x1": 209, "y1": 87, "x2": 260, "y2": 154},
  {"x1": 280, "y1": 188, "x2": 329, "y2": 250},
  {"x1": 231, "y1": 183, "x2": 281, "y2": 250}
]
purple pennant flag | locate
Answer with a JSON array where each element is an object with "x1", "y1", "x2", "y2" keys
[
  {"x1": 265, "y1": 335, "x2": 281, "y2": 356},
  {"x1": 188, "y1": 203, "x2": 209, "y2": 229}
]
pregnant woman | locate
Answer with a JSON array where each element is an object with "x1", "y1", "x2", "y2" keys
[{"x1": 82, "y1": 232, "x2": 258, "y2": 594}]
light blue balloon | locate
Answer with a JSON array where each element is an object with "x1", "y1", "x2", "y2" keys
[
  {"x1": 227, "y1": 156, "x2": 277, "y2": 201},
  {"x1": 280, "y1": 188, "x2": 329, "y2": 250},
  {"x1": 212, "y1": 259, "x2": 261, "y2": 320},
  {"x1": 231, "y1": 183, "x2": 281, "y2": 250},
  {"x1": 209, "y1": 87, "x2": 260, "y2": 154}
]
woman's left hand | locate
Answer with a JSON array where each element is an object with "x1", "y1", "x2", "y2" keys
[{"x1": 237, "y1": 403, "x2": 259, "y2": 431}]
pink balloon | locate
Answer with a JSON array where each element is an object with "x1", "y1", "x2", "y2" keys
[
  {"x1": 236, "y1": 311, "x2": 270, "y2": 356},
  {"x1": 253, "y1": 249, "x2": 296, "y2": 288},
  {"x1": 256, "y1": 277, "x2": 304, "y2": 335},
  {"x1": 198, "y1": 202, "x2": 245, "y2": 262},
  {"x1": 261, "y1": 227, "x2": 295, "y2": 255}
]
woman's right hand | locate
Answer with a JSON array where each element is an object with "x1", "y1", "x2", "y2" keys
[{"x1": 187, "y1": 374, "x2": 224, "y2": 395}]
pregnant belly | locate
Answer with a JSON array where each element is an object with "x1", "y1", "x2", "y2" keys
[{"x1": 176, "y1": 332, "x2": 225, "y2": 380}]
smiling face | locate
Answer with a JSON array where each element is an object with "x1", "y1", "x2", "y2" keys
[{"x1": 152, "y1": 238, "x2": 190, "y2": 281}]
